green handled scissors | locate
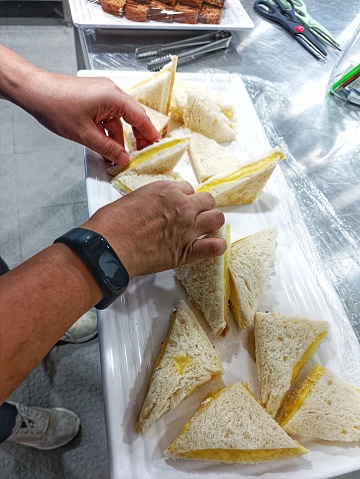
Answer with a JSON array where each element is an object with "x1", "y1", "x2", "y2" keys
[{"x1": 281, "y1": 0, "x2": 341, "y2": 50}]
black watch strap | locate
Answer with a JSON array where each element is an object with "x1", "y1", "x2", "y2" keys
[{"x1": 54, "y1": 228, "x2": 129, "y2": 310}]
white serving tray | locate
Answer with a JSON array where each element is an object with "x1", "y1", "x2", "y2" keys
[
  {"x1": 79, "y1": 69, "x2": 360, "y2": 479},
  {"x1": 69, "y1": 0, "x2": 254, "y2": 30}
]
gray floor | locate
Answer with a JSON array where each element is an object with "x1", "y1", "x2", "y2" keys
[{"x1": 0, "y1": 15, "x2": 109, "y2": 479}]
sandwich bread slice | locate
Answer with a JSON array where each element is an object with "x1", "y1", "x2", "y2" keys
[
  {"x1": 170, "y1": 78, "x2": 235, "y2": 123},
  {"x1": 188, "y1": 132, "x2": 242, "y2": 182},
  {"x1": 107, "y1": 136, "x2": 190, "y2": 177},
  {"x1": 122, "y1": 104, "x2": 170, "y2": 152},
  {"x1": 165, "y1": 381, "x2": 308, "y2": 462},
  {"x1": 254, "y1": 312, "x2": 330, "y2": 417},
  {"x1": 183, "y1": 89, "x2": 237, "y2": 143},
  {"x1": 111, "y1": 170, "x2": 181, "y2": 195},
  {"x1": 229, "y1": 227, "x2": 277, "y2": 329},
  {"x1": 136, "y1": 300, "x2": 224, "y2": 434},
  {"x1": 127, "y1": 56, "x2": 177, "y2": 115},
  {"x1": 195, "y1": 147, "x2": 285, "y2": 207},
  {"x1": 175, "y1": 224, "x2": 230, "y2": 337},
  {"x1": 277, "y1": 364, "x2": 360, "y2": 442}
]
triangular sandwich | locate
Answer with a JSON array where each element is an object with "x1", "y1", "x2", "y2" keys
[
  {"x1": 107, "y1": 136, "x2": 189, "y2": 177},
  {"x1": 111, "y1": 170, "x2": 181, "y2": 195},
  {"x1": 183, "y1": 89, "x2": 237, "y2": 143},
  {"x1": 136, "y1": 300, "x2": 223, "y2": 434},
  {"x1": 127, "y1": 56, "x2": 177, "y2": 115},
  {"x1": 188, "y1": 132, "x2": 242, "y2": 182},
  {"x1": 254, "y1": 312, "x2": 330, "y2": 417},
  {"x1": 195, "y1": 147, "x2": 284, "y2": 207},
  {"x1": 277, "y1": 364, "x2": 360, "y2": 441},
  {"x1": 170, "y1": 78, "x2": 235, "y2": 123},
  {"x1": 121, "y1": 105, "x2": 170, "y2": 152},
  {"x1": 175, "y1": 224, "x2": 230, "y2": 337},
  {"x1": 165, "y1": 381, "x2": 308, "y2": 462},
  {"x1": 229, "y1": 227, "x2": 277, "y2": 329}
]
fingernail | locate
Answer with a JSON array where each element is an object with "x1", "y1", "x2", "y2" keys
[{"x1": 118, "y1": 152, "x2": 129, "y2": 165}]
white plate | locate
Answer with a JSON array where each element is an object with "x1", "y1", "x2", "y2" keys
[
  {"x1": 69, "y1": 0, "x2": 254, "y2": 30},
  {"x1": 80, "y1": 70, "x2": 360, "y2": 479}
]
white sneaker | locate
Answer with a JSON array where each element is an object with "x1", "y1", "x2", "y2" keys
[
  {"x1": 6, "y1": 402, "x2": 80, "y2": 450},
  {"x1": 59, "y1": 309, "x2": 98, "y2": 343}
]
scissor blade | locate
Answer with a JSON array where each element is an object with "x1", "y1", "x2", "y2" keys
[
  {"x1": 310, "y1": 27, "x2": 341, "y2": 50},
  {"x1": 296, "y1": 33, "x2": 326, "y2": 62}
]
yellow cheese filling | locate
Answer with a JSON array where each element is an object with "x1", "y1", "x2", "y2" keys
[
  {"x1": 113, "y1": 180, "x2": 132, "y2": 193},
  {"x1": 223, "y1": 224, "x2": 231, "y2": 323},
  {"x1": 291, "y1": 331, "x2": 328, "y2": 384},
  {"x1": 171, "y1": 446, "x2": 306, "y2": 462},
  {"x1": 128, "y1": 138, "x2": 186, "y2": 170},
  {"x1": 173, "y1": 355, "x2": 193, "y2": 375},
  {"x1": 223, "y1": 109, "x2": 234, "y2": 119},
  {"x1": 196, "y1": 151, "x2": 284, "y2": 193},
  {"x1": 277, "y1": 364, "x2": 325, "y2": 427}
]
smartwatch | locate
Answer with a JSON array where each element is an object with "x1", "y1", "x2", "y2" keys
[{"x1": 54, "y1": 228, "x2": 129, "y2": 310}]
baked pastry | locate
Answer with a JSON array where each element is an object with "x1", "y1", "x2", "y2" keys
[
  {"x1": 124, "y1": 2, "x2": 150, "y2": 21},
  {"x1": 203, "y1": 0, "x2": 224, "y2": 7},
  {"x1": 148, "y1": 0, "x2": 174, "y2": 21},
  {"x1": 160, "y1": 0, "x2": 177, "y2": 7},
  {"x1": 100, "y1": 0, "x2": 126, "y2": 15},
  {"x1": 198, "y1": 3, "x2": 223, "y2": 23},
  {"x1": 173, "y1": 4, "x2": 199, "y2": 23},
  {"x1": 178, "y1": 0, "x2": 203, "y2": 10}
]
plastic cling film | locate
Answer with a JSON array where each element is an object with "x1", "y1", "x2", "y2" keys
[
  {"x1": 328, "y1": 21, "x2": 360, "y2": 106},
  {"x1": 243, "y1": 74, "x2": 360, "y2": 385}
]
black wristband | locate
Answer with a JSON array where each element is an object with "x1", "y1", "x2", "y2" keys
[{"x1": 54, "y1": 228, "x2": 129, "y2": 310}]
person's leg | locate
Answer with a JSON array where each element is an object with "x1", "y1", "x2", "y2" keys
[{"x1": 0, "y1": 402, "x2": 18, "y2": 443}]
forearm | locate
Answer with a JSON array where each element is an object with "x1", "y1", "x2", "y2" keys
[
  {"x1": 0, "y1": 243, "x2": 102, "y2": 404},
  {"x1": 0, "y1": 44, "x2": 44, "y2": 112}
]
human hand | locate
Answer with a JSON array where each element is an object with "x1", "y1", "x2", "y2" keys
[
  {"x1": 83, "y1": 181, "x2": 226, "y2": 279},
  {"x1": 25, "y1": 71, "x2": 161, "y2": 165}
]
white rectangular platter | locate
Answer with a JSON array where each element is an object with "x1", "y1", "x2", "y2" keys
[
  {"x1": 79, "y1": 69, "x2": 360, "y2": 479},
  {"x1": 69, "y1": 0, "x2": 254, "y2": 30}
]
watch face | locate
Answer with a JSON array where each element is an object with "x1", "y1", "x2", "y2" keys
[{"x1": 84, "y1": 236, "x2": 128, "y2": 290}]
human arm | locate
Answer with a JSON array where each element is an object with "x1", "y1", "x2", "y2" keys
[
  {"x1": 0, "y1": 44, "x2": 160, "y2": 165},
  {"x1": 0, "y1": 181, "x2": 225, "y2": 404}
]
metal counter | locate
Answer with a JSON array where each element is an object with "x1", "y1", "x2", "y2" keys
[{"x1": 75, "y1": 2, "x2": 360, "y2": 478}]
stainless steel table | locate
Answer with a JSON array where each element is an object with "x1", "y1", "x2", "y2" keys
[{"x1": 75, "y1": 2, "x2": 360, "y2": 477}]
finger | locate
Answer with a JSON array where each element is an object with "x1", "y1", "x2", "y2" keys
[
  {"x1": 190, "y1": 238, "x2": 227, "y2": 262},
  {"x1": 190, "y1": 191, "x2": 216, "y2": 212},
  {"x1": 120, "y1": 96, "x2": 161, "y2": 143},
  {"x1": 103, "y1": 117, "x2": 124, "y2": 148},
  {"x1": 133, "y1": 127, "x2": 160, "y2": 150},
  {"x1": 194, "y1": 209, "x2": 225, "y2": 236},
  {"x1": 89, "y1": 123, "x2": 129, "y2": 165},
  {"x1": 174, "y1": 181, "x2": 195, "y2": 196}
]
